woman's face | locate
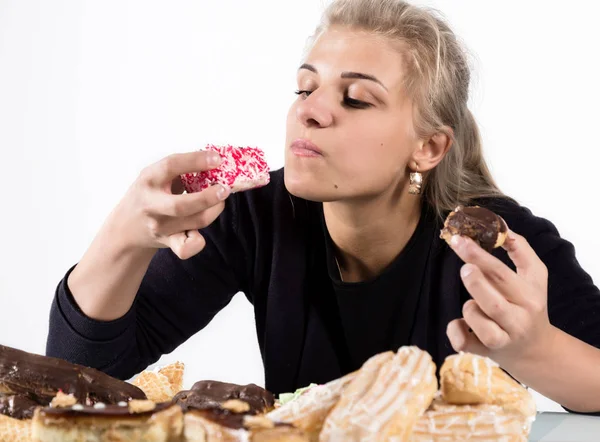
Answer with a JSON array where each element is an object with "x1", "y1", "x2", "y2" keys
[{"x1": 284, "y1": 26, "x2": 422, "y2": 202}]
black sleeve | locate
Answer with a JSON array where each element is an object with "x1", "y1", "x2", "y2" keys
[
  {"x1": 512, "y1": 212, "x2": 600, "y2": 348},
  {"x1": 45, "y1": 195, "x2": 250, "y2": 381},
  {"x1": 503, "y1": 204, "x2": 600, "y2": 414}
]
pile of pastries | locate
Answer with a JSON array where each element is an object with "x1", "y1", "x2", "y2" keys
[{"x1": 0, "y1": 343, "x2": 535, "y2": 441}]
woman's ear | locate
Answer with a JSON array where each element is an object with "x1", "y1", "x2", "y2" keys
[{"x1": 412, "y1": 127, "x2": 453, "y2": 172}]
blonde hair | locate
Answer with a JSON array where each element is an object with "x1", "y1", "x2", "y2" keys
[{"x1": 311, "y1": 0, "x2": 510, "y2": 218}]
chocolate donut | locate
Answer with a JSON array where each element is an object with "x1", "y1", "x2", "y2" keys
[
  {"x1": 440, "y1": 205, "x2": 508, "y2": 252},
  {"x1": 174, "y1": 380, "x2": 275, "y2": 415}
]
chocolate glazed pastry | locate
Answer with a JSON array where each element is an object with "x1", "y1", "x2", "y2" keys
[
  {"x1": 37, "y1": 401, "x2": 174, "y2": 418},
  {"x1": 0, "y1": 394, "x2": 39, "y2": 419},
  {"x1": 0, "y1": 344, "x2": 146, "y2": 418},
  {"x1": 174, "y1": 380, "x2": 275, "y2": 415},
  {"x1": 184, "y1": 406, "x2": 309, "y2": 442},
  {"x1": 188, "y1": 407, "x2": 287, "y2": 431},
  {"x1": 31, "y1": 400, "x2": 184, "y2": 442},
  {"x1": 440, "y1": 205, "x2": 508, "y2": 252}
]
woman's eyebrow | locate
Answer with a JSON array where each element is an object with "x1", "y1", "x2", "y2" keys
[
  {"x1": 298, "y1": 63, "x2": 388, "y2": 91},
  {"x1": 298, "y1": 63, "x2": 318, "y2": 73}
]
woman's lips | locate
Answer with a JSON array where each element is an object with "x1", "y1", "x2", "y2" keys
[{"x1": 290, "y1": 139, "x2": 323, "y2": 157}]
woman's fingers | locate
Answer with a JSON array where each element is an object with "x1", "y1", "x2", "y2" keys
[
  {"x1": 450, "y1": 235, "x2": 521, "y2": 304},
  {"x1": 460, "y1": 263, "x2": 518, "y2": 332},
  {"x1": 143, "y1": 151, "x2": 222, "y2": 188},
  {"x1": 161, "y1": 202, "x2": 226, "y2": 236},
  {"x1": 447, "y1": 299, "x2": 511, "y2": 355},
  {"x1": 151, "y1": 184, "x2": 230, "y2": 218},
  {"x1": 502, "y1": 229, "x2": 548, "y2": 288},
  {"x1": 163, "y1": 229, "x2": 207, "y2": 260},
  {"x1": 462, "y1": 300, "x2": 511, "y2": 350},
  {"x1": 447, "y1": 318, "x2": 486, "y2": 355}
]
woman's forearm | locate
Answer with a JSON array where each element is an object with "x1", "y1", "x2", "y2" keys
[
  {"x1": 508, "y1": 326, "x2": 600, "y2": 413},
  {"x1": 68, "y1": 217, "x2": 157, "y2": 321}
]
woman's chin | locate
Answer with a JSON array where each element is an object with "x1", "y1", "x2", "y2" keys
[{"x1": 284, "y1": 169, "x2": 334, "y2": 202}]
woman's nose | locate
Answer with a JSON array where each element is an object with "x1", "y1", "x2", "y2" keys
[{"x1": 296, "y1": 91, "x2": 334, "y2": 128}]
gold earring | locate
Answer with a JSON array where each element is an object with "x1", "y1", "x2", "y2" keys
[{"x1": 409, "y1": 164, "x2": 423, "y2": 195}]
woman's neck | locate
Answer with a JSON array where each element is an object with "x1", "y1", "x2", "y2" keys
[{"x1": 323, "y1": 190, "x2": 422, "y2": 283}]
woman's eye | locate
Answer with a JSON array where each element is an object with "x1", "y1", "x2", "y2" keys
[
  {"x1": 295, "y1": 90, "x2": 313, "y2": 98},
  {"x1": 344, "y1": 96, "x2": 371, "y2": 109},
  {"x1": 294, "y1": 90, "x2": 371, "y2": 109}
]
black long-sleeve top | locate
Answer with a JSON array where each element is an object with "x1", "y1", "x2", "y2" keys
[{"x1": 46, "y1": 168, "x2": 600, "y2": 406}]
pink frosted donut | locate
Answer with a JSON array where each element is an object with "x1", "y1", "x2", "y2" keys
[{"x1": 180, "y1": 144, "x2": 270, "y2": 193}]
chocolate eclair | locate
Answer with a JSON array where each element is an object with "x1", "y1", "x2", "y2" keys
[
  {"x1": 440, "y1": 205, "x2": 508, "y2": 252},
  {"x1": 0, "y1": 344, "x2": 146, "y2": 416},
  {"x1": 184, "y1": 402, "x2": 308, "y2": 442},
  {"x1": 0, "y1": 394, "x2": 39, "y2": 420},
  {"x1": 174, "y1": 380, "x2": 275, "y2": 415},
  {"x1": 0, "y1": 413, "x2": 31, "y2": 442},
  {"x1": 31, "y1": 400, "x2": 183, "y2": 442}
]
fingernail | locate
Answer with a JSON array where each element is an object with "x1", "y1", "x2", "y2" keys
[
  {"x1": 461, "y1": 264, "x2": 473, "y2": 278},
  {"x1": 207, "y1": 152, "x2": 221, "y2": 168},
  {"x1": 450, "y1": 235, "x2": 464, "y2": 248},
  {"x1": 216, "y1": 185, "x2": 230, "y2": 200}
]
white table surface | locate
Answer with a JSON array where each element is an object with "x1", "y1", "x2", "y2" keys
[{"x1": 530, "y1": 412, "x2": 600, "y2": 441}]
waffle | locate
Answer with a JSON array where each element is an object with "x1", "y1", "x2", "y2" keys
[
  {"x1": 159, "y1": 362, "x2": 185, "y2": 394},
  {"x1": 131, "y1": 362, "x2": 185, "y2": 403}
]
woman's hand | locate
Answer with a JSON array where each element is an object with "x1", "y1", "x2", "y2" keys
[
  {"x1": 110, "y1": 151, "x2": 230, "y2": 260},
  {"x1": 446, "y1": 229, "x2": 558, "y2": 368}
]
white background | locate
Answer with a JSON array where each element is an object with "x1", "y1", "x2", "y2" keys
[{"x1": 1, "y1": 0, "x2": 599, "y2": 413}]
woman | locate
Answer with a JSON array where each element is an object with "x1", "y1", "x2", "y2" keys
[{"x1": 47, "y1": 0, "x2": 600, "y2": 413}]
